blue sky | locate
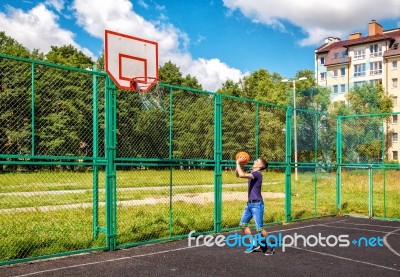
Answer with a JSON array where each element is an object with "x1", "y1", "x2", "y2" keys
[{"x1": 1, "y1": 0, "x2": 400, "y2": 91}]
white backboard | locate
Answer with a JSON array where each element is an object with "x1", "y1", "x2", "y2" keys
[{"x1": 105, "y1": 30, "x2": 158, "y2": 92}]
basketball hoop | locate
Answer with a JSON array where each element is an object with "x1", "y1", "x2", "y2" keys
[{"x1": 130, "y1": 77, "x2": 165, "y2": 111}]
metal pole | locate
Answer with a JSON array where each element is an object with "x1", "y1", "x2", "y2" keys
[{"x1": 293, "y1": 80, "x2": 298, "y2": 181}]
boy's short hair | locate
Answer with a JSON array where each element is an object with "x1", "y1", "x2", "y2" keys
[{"x1": 259, "y1": 157, "x2": 268, "y2": 170}]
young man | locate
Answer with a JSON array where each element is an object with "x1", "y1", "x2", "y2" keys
[{"x1": 236, "y1": 156, "x2": 275, "y2": 255}]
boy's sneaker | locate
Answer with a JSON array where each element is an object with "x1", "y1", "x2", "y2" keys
[
  {"x1": 265, "y1": 247, "x2": 275, "y2": 256},
  {"x1": 244, "y1": 244, "x2": 261, "y2": 253}
]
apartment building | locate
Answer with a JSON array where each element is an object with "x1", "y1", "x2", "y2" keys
[{"x1": 315, "y1": 20, "x2": 400, "y2": 162}]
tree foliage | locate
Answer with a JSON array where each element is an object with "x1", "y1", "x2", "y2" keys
[{"x1": 1, "y1": 31, "x2": 397, "y2": 168}]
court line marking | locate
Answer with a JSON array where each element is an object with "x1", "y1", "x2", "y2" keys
[
  {"x1": 12, "y1": 224, "x2": 323, "y2": 277},
  {"x1": 383, "y1": 228, "x2": 400, "y2": 257},
  {"x1": 11, "y1": 220, "x2": 385, "y2": 277},
  {"x1": 327, "y1": 221, "x2": 400, "y2": 229},
  {"x1": 13, "y1": 245, "x2": 205, "y2": 277},
  {"x1": 291, "y1": 246, "x2": 400, "y2": 273},
  {"x1": 304, "y1": 224, "x2": 400, "y2": 259},
  {"x1": 319, "y1": 224, "x2": 400, "y2": 236}
]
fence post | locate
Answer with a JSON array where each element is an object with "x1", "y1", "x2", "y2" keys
[
  {"x1": 168, "y1": 86, "x2": 174, "y2": 237},
  {"x1": 31, "y1": 62, "x2": 36, "y2": 156},
  {"x1": 255, "y1": 103, "x2": 259, "y2": 157},
  {"x1": 368, "y1": 165, "x2": 373, "y2": 218},
  {"x1": 214, "y1": 93, "x2": 223, "y2": 232},
  {"x1": 285, "y1": 107, "x2": 292, "y2": 222},
  {"x1": 314, "y1": 113, "x2": 318, "y2": 217},
  {"x1": 92, "y1": 65, "x2": 100, "y2": 240},
  {"x1": 105, "y1": 76, "x2": 117, "y2": 250},
  {"x1": 336, "y1": 116, "x2": 342, "y2": 211}
]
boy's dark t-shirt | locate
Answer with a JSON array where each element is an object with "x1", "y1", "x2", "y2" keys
[{"x1": 248, "y1": 170, "x2": 262, "y2": 201}]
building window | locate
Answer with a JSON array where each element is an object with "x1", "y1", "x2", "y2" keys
[
  {"x1": 394, "y1": 151, "x2": 399, "y2": 161},
  {"x1": 354, "y1": 49, "x2": 365, "y2": 59},
  {"x1": 320, "y1": 57, "x2": 325, "y2": 65},
  {"x1": 370, "y1": 61, "x2": 382, "y2": 75},
  {"x1": 354, "y1": 81, "x2": 365, "y2": 87},
  {"x1": 333, "y1": 69, "x2": 338, "y2": 77},
  {"x1": 393, "y1": 133, "x2": 398, "y2": 142},
  {"x1": 392, "y1": 96, "x2": 398, "y2": 106},
  {"x1": 393, "y1": 78, "x2": 398, "y2": 88},
  {"x1": 393, "y1": 115, "x2": 398, "y2": 124},
  {"x1": 333, "y1": 53, "x2": 339, "y2": 59},
  {"x1": 370, "y1": 44, "x2": 382, "y2": 57},
  {"x1": 354, "y1": 64, "x2": 366, "y2": 77},
  {"x1": 340, "y1": 84, "x2": 346, "y2": 93},
  {"x1": 370, "y1": 79, "x2": 382, "y2": 87},
  {"x1": 340, "y1": 67, "x2": 346, "y2": 76},
  {"x1": 333, "y1": 85, "x2": 338, "y2": 94},
  {"x1": 393, "y1": 60, "x2": 398, "y2": 69},
  {"x1": 320, "y1": 72, "x2": 326, "y2": 81}
]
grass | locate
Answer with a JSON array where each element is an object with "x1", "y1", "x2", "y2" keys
[{"x1": 0, "y1": 168, "x2": 399, "y2": 262}]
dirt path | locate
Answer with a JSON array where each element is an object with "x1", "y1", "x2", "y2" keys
[{"x1": 0, "y1": 188, "x2": 284, "y2": 214}]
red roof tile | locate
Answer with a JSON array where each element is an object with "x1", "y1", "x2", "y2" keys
[{"x1": 316, "y1": 30, "x2": 400, "y2": 54}]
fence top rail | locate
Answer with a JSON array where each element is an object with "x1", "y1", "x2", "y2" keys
[
  {"x1": 159, "y1": 84, "x2": 337, "y2": 116},
  {"x1": 339, "y1": 111, "x2": 400, "y2": 119},
  {"x1": 294, "y1": 107, "x2": 336, "y2": 117},
  {"x1": 0, "y1": 52, "x2": 108, "y2": 76},
  {"x1": 341, "y1": 163, "x2": 400, "y2": 169}
]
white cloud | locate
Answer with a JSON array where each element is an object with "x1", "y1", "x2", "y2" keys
[
  {"x1": 137, "y1": 0, "x2": 148, "y2": 10},
  {"x1": 45, "y1": 0, "x2": 65, "y2": 13},
  {"x1": 187, "y1": 58, "x2": 245, "y2": 92},
  {"x1": 72, "y1": 0, "x2": 245, "y2": 91},
  {"x1": 223, "y1": 0, "x2": 400, "y2": 46},
  {"x1": 0, "y1": 0, "x2": 245, "y2": 91},
  {"x1": 0, "y1": 3, "x2": 94, "y2": 58}
]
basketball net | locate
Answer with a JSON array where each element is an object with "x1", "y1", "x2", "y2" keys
[{"x1": 130, "y1": 77, "x2": 165, "y2": 111}]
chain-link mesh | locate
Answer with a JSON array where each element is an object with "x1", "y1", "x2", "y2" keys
[
  {"x1": 378, "y1": 168, "x2": 400, "y2": 219},
  {"x1": 0, "y1": 57, "x2": 105, "y2": 157},
  {"x1": 0, "y1": 59, "x2": 32, "y2": 155},
  {"x1": 116, "y1": 165, "x2": 215, "y2": 247},
  {"x1": 172, "y1": 90, "x2": 214, "y2": 159},
  {"x1": 221, "y1": 96, "x2": 257, "y2": 159},
  {"x1": 340, "y1": 167, "x2": 400, "y2": 218},
  {"x1": 116, "y1": 86, "x2": 170, "y2": 159},
  {"x1": 341, "y1": 115, "x2": 386, "y2": 163},
  {"x1": 0, "y1": 55, "x2": 108, "y2": 264},
  {"x1": 0, "y1": 165, "x2": 107, "y2": 261},
  {"x1": 1, "y1": 54, "x2": 400, "y2": 265},
  {"x1": 258, "y1": 105, "x2": 287, "y2": 162},
  {"x1": 290, "y1": 110, "x2": 337, "y2": 220}
]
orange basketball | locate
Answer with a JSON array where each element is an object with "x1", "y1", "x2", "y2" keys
[{"x1": 236, "y1": 151, "x2": 250, "y2": 165}]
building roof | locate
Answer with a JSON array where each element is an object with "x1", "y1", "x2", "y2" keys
[
  {"x1": 383, "y1": 37, "x2": 400, "y2": 58},
  {"x1": 323, "y1": 46, "x2": 351, "y2": 66},
  {"x1": 315, "y1": 29, "x2": 400, "y2": 54}
]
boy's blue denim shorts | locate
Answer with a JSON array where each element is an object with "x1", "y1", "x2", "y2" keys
[{"x1": 239, "y1": 200, "x2": 264, "y2": 232}]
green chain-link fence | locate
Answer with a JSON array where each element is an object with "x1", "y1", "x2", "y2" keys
[{"x1": 1, "y1": 54, "x2": 399, "y2": 265}]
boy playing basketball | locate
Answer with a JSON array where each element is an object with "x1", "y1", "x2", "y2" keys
[{"x1": 235, "y1": 156, "x2": 275, "y2": 255}]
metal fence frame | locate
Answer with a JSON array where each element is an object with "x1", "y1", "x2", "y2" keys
[{"x1": 0, "y1": 54, "x2": 399, "y2": 265}]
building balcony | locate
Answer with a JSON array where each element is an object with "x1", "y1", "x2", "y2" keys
[
  {"x1": 370, "y1": 51, "x2": 383, "y2": 57},
  {"x1": 370, "y1": 69, "x2": 382, "y2": 75}
]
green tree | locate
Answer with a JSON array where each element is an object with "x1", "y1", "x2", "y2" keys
[
  {"x1": 340, "y1": 83, "x2": 393, "y2": 163},
  {"x1": 45, "y1": 45, "x2": 93, "y2": 69},
  {"x1": 0, "y1": 33, "x2": 34, "y2": 157},
  {"x1": 347, "y1": 83, "x2": 392, "y2": 114},
  {"x1": 0, "y1": 31, "x2": 31, "y2": 58},
  {"x1": 34, "y1": 46, "x2": 95, "y2": 156},
  {"x1": 217, "y1": 80, "x2": 242, "y2": 97}
]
